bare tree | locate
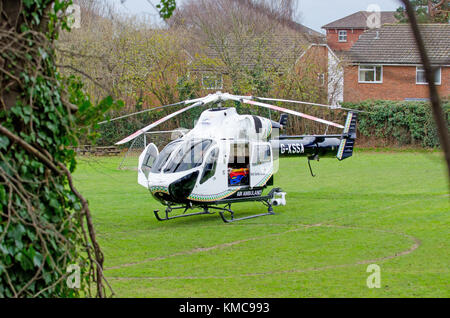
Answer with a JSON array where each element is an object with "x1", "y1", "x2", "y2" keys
[
  {"x1": 168, "y1": 0, "x2": 318, "y2": 96},
  {"x1": 58, "y1": 0, "x2": 189, "y2": 108}
]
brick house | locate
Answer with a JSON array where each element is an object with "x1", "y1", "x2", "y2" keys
[
  {"x1": 322, "y1": 11, "x2": 397, "y2": 52},
  {"x1": 344, "y1": 24, "x2": 450, "y2": 102}
]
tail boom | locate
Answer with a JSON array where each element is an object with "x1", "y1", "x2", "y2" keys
[
  {"x1": 274, "y1": 137, "x2": 341, "y2": 159},
  {"x1": 273, "y1": 112, "x2": 357, "y2": 161}
]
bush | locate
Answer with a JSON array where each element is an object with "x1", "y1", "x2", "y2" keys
[{"x1": 342, "y1": 100, "x2": 450, "y2": 148}]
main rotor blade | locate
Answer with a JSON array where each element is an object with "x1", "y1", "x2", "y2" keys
[
  {"x1": 255, "y1": 97, "x2": 367, "y2": 113},
  {"x1": 115, "y1": 101, "x2": 201, "y2": 145},
  {"x1": 242, "y1": 99, "x2": 345, "y2": 129},
  {"x1": 144, "y1": 129, "x2": 189, "y2": 135},
  {"x1": 115, "y1": 94, "x2": 217, "y2": 145},
  {"x1": 99, "y1": 97, "x2": 205, "y2": 125}
]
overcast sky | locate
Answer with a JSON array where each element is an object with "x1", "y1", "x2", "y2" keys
[
  {"x1": 110, "y1": 0, "x2": 403, "y2": 33},
  {"x1": 299, "y1": 0, "x2": 401, "y2": 32}
]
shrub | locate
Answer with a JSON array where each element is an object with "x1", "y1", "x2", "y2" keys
[{"x1": 342, "y1": 100, "x2": 450, "y2": 148}]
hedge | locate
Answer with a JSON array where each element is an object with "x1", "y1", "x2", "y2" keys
[{"x1": 342, "y1": 100, "x2": 450, "y2": 148}]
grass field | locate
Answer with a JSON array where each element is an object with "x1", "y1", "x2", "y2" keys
[{"x1": 73, "y1": 150, "x2": 449, "y2": 298}]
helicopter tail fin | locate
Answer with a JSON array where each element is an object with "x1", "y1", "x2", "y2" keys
[{"x1": 337, "y1": 112, "x2": 357, "y2": 161}]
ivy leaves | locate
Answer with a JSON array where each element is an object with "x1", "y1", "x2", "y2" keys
[
  {"x1": 156, "y1": 0, "x2": 177, "y2": 19},
  {"x1": 0, "y1": 0, "x2": 114, "y2": 297}
]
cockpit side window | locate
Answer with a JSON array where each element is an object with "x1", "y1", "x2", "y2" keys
[
  {"x1": 200, "y1": 148, "x2": 218, "y2": 184},
  {"x1": 141, "y1": 144, "x2": 158, "y2": 178},
  {"x1": 164, "y1": 139, "x2": 213, "y2": 173},
  {"x1": 150, "y1": 140, "x2": 182, "y2": 173}
]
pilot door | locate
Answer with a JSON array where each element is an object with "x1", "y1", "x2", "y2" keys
[
  {"x1": 249, "y1": 142, "x2": 273, "y2": 188},
  {"x1": 138, "y1": 143, "x2": 159, "y2": 187}
]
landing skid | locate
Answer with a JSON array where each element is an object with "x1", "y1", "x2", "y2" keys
[
  {"x1": 153, "y1": 188, "x2": 284, "y2": 223},
  {"x1": 218, "y1": 202, "x2": 274, "y2": 223},
  {"x1": 154, "y1": 205, "x2": 214, "y2": 221}
]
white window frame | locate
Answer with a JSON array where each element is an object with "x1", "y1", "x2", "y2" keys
[
  {"x1": 416, "y1": 66, "x2": 441, "y2": 85},
  {"x1": 358, "y1": 65, "x2": 383, "y2": 83},
  {"x1": 338, "y1": 30, "x2": 347, "y2": 42},
  {"x1": 201, "y1": 74, "x2": 223, "y2": 90}
]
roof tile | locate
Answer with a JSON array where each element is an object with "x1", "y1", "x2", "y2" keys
[{"x1": 347, "y1": 24, "x2": 450, "y2": 65}]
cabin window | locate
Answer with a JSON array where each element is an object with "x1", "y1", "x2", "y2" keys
[
  {"x1": 416, "y1": 66, "x2": 441, "y2": 85},
  {"x1": 358, "y1": 65, "x2": 382, "y2": 83},
  {"x1": 338, "y1": 30, "x2": 347, "y2": 42},
  {"x1": 202, "y1": 74, "x2": 223, "y2": 90},
  {"x1": 228, "y1": 143, "x2": 249, "y2": 167},
  {"x1": 200, "y1": 148, "x2": 219, "y2": 184},
  {"x1": 252, "y1": 144, "x2": 271, "y2": 165}
]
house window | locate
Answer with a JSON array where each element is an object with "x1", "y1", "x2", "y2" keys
[
  {"x1": 202, "y1": 74, "x2": 223, "y2": 90},
  {"x1": 338, "y1": 30, "x2": 347, "y2": 42},
  {"x1": 358, "y1": 65, "x2": 383, "y2": 83},
  {"x1": 416, "y1": 66, "x2": 441, "y2": 85}
]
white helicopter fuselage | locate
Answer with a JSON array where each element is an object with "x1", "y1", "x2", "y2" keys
[
  {"x1": 120, "y1": 91, "x2": 357, "y2": 222},
  {"x1": 138, "y1": 107, "x2": 276, "y2": 205}
]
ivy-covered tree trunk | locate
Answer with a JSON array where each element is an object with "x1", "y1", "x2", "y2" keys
[{"x1": 0, "y1": 0, "x2": 107, "y2": 297}]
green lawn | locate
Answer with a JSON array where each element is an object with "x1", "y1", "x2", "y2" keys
[{"x1": 73, "y1": 150, "x2": 449, "y2": 297}]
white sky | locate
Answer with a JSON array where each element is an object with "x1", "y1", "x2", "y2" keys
[{"x1": 109, "y1": 0, "x2": 403, "y2": 33}]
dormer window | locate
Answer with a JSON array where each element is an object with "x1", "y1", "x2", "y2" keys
[{"x1": 338, "y1": 30, "x2": 347, "y2": 42}]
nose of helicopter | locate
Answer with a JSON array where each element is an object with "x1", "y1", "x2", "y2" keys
[{"x1": 167, "y1": 171, "x2": 199, "y2": 201}]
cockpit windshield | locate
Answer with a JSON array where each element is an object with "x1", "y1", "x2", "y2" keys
[
  {"x1": 164, "y1": 139, "x2": 213, "y2": 173},
  {"x1": 150, "y1": 140, "x2": 182, "y2": 173}
]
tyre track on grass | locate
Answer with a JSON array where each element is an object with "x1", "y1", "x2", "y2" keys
[
  {"x1": 105, "y1": 223, "x2": 420, "y2": 280},
  {"x1": 104, "y1": 198, "x2": 423, "y2": 279},
  {"x1": 105, "y1": 223, "x2": 322, "y2": 270}
]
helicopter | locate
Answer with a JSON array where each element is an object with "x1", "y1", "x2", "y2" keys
[{"x1": 113, "y1": 92, "x2": 357, "y2": 223}]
